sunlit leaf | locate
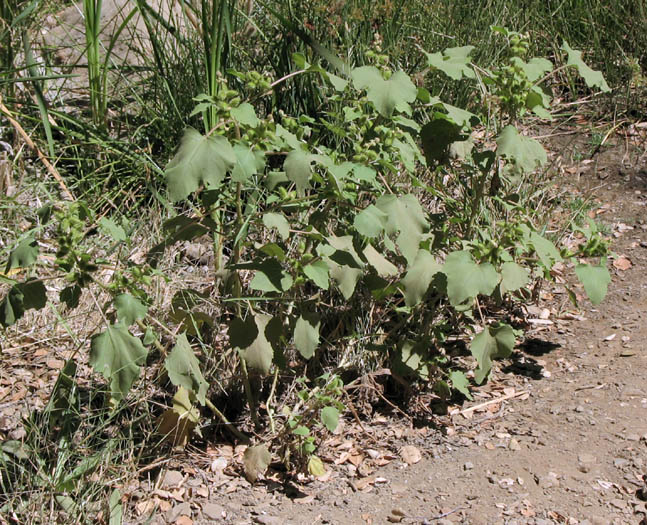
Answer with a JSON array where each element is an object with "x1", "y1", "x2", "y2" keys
[
  {"x1": 262, "y1": 212, "x2": 290, "y2": 241},
  {"x1": 471, "y1": 323, "x2": 515, "y2": 384},
  {"x1": 443, "y1": 251, "x2": 499, "y2": 306},
  {"x1": 376, "y1": 194, "x2": 428, "y2": 264},
  {"x1": 6, "y1": 236, "x2": 39, "y2": 272},
  {"x1": 165, "y1": 333, "x2": 208, "y2": 405},
  {"x1": 424, "y1": 45, "x2": 475, "y2": 80},
  {"x1": 500, "y1": 262, "x2": 530, "y2": 294},
  {"x1": 302, "y1": 259, "x2": 330, "y2": 290},
  {"x1": 449, "y1": 370, "x2": 473, "y2": 400},
  {"x1": 114, "y1": 294, "x2": 147, "y2": 326},
  {"x1": 229, "y1": 314, "x2": 276, "y2": 374},
  {"x1": 575, "y1": 261, "x2": 611, "y2": 305},
  {"x1": 308, "y1": 455, "x2": 326, "y2": 476},
  {"x1": 561, "y1": 41, "x2": 610, "y2": 92},
  {"x1": 165, "y1": 127, "x2": 236, "y2": 202},
  {"x1": 284, "y1": 149, "x2": 316, "y2": 195},
  {"x1": 363, "y1": 244, "x2": 398, "y2": 277},
  {"x1": 230, "y1": 102, "x2": 260, "y2": 127},
  {"x1": 351, "y1": 66, "x2": 417, "y2": 117},
  {"x1": 321, "y1": 406, "x2": 339, "y2": 432},
  {"x1": 401, "y1": 250, "x2": 442, "y2": 306},
  {"x1": 99, "y1": 217, "x2": 126, "y2": 242},
  {"x1": 496, "y1": 125, "x2": 547, "y2": 174},
  {"x1": 294, "y1": 312, "x2": 320, "y2": 359},
  {"x1": 89, "y1": 324, "x2": 148, "y2": 402}
]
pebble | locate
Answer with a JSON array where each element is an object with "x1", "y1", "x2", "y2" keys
[
  {"x1": 160, "y1": 470, "x2": 184, "y2": 489},
  {"x1": 166, "y1": 502, "x2": 191, "y2": 523},
  {"x1": 253, "y1": 516, "x2": 282, "y2": 525},
  {"x1": 201, "y1": 502, "x2": 225, "y2": 520},
  {"x1": 613, "y1": 458, "x2": 629, "y2": 469},
  {"x1": 509, "y1": 438, "x2": 521, "y2": 451},
  {"x1": 464, "y1": 461, "x2": 474, "y2": 470}
]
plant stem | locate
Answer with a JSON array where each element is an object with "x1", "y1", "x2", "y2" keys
[{"x1": 240, "y1": 357, "x2": 261, "y2": 430}]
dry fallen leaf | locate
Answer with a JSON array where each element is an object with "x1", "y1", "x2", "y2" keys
[
  {"x1": 400, "y1": 445, "x2": 422, "y2": 465},
  {"x1": 613, "y1": 255, "x2": 632, "y2": 271},
  {"x1": 176, "y1": 516, "x2": 192, "y2": 525}
]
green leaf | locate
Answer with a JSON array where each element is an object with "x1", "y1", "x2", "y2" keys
[
  {"x1": 376, "y1": 194, "x2": 428, "y2": 264},
  {"x1": 89, "y1": 324, "x2": 148, "y2": 402},
  {"x1": 230, "y1": 102, "x2": 260, "y2": 127},
  {"x1": 441, "y1": 102, "x2": 478, "y2": 128},
  {"x1": 443, "y1": 251, "x2": 499, "y2": 306},
  {"x1": 114, "y1": 294, "x2": 147, "y2": 326},
  {"x1": 401, "y1": 250, "x2": 442, "y2": 306},
  {"x1": 561, "y1": 41, "x2": 610, "y2": 92},
  {"x1": 165, "y1": 127, "x2": 236, "y2": 202},
  {"x1": 6, "y1": 236, "x2": 39, "y2": 272},
  {"x1": 499, "y1": 262, "x2": 529, "y2": 294},
  {"x1": 327, "y1": 259, "x2": 362, "y2": 299},
  {"x1": 292, "y1": 425, "x2": 310, "y2": 436},
  {"x1": 351, "y1": 66, "x2": 417, "y2": 117},
  {"x1": 99, "y1": 217, "x2": 126, "y2": 242},
  {"x1": 109, "y1": 489, "x2": 122, "y2": 525},
  {"x1": 363, "y1": 244, "x2": 398, "y2": 277},
  {"x1": 232, "y1": 144, "x2": 265, "y2": 183},
  {"x1": 0, "y1": 279, "x2": 47, "y2": 328},
  {"x1": 247, "y1": 258, "x2": 293, "y2": 292},
  {"x1": 294, "y1": 312, "x2": 320, "y2": 359},
  {"x1": 284, "y1": 149, "x2": 316, "y2": 195},
  {"x1": 496, "y1": 125, "x2": 547, "y2": 174},
  {"x1": 262, "y1": 212, "x2": 290, "y2": 241},
  {"x1": 392, "y1": 340, "x2": 428, "y2": 380},
  {"x1": 471, "y1": 324, "x2": 515, "y2": 384},
  {"x1": 513, "y1": 56, "x2": 552, "y2": 82},
  {"x1": 424, "y1": 45, "x2": 475, "y2": 80},
  {"x1": 354, "y1": 205, "x2": 387, "y2": 238},
  {"x1": 308, "y1": 455, "x2": 326, "y2": 476},
  {"x1": 448, "y1": 370, "x2": 473, "y2": 400},
  {"x1": 303, "y1": 259, "x2": 330, "y2": 289},
  {"x1": 243, "y1": 444, "x2": 271, "y2": 483},
  {"x1": 229, "y1": 314, "x2": 276, "y2": 374},
  {"x1": 321, "y1": 406, "x2": 339, "y2": 432},
  {"x1": 165, "y1": 333, "x2": 208, "y2": 405},
  {"x1": 529, "y1": 231, "x2": 562, "y2": 269},
  {"x1": 575, "y1": 261, "x2": 611, "y2": 305}
]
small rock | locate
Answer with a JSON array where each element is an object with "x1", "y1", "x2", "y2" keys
[
  {"x1": 464, "y1": 461, "x2": 474, "y2": 470},
  {"x1": 391, "y1": 483, "x2": 407, "y2": 495},
  {"x1": 537, "y1": 472, "x2": 560, "y2": 489},
  {"x1": 253, "y1": 516, "x2": 282, "y2": 525},
  {"x1": 626, "y1": 434, "x2": 640, "y2": 441},
  {"x1": 609, "y1": 498, "x2": 625, "y2": 510},
  {"x1": 160, "y1": 470, "x2": 184, "y2": 489},
  {"x1": 201, "y1": 503, "x2": 225, "y2": 520},
  {"x1": 509, "y1": 438, "x2": 521, "y2": 451},
  {"x1": 535, "y1": 519, "x2": 553, "y2": 525},
  {"x1": 613, "y1": 458, "x2": 629, "y2": 469},
  {"x1": 166, "y1": 502, "x2": 191, "y2": 523}
]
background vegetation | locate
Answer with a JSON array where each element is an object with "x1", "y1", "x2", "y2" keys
[{"x1": 0, "y1": 0, "x2": 638, "y2": 522}]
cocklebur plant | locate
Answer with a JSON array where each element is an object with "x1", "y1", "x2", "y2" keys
[{"x1": 0, "y1": 30, "x2": 612, "y2": 475}]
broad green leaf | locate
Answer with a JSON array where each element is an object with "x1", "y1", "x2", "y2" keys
[
  {"x1": 294, "y1": 312, "x2": 320, "y2": 359},
  {"x1": 165, "y1": 333, "x2": 208, "y2": 405},
  {"x1": 575, "y1": 261, "x2": 611, "y2": 305},
  {"x1": 109, "y1": 489, "x2": 122, "y2": 525},
  {"x1": 321, "y1": 406, "x2": 339, "y2": 432},
  {"x1": 157, "y1": 386, "x2": 201, "y2": 447},
  {"x1": 376, "y1": 194, "x2": 428, "y2": 264},
  {"x1": 561, "y1": 41, "x2": 610, "y2": 92},
  {"x1": 235, "y1": 258, "x2": 293, "y2": 293},
  {"x1": 354, "y1": 205, "x2": 387, "y2": 238},
  {"x1": 471, "y1": 324, "x2": 515, "y2": 384},
  {"x1": 327, "y1": 258, "x2": 362, "y2": 299},
  {"x1": 326, "y1": 235, "x2": 364, "y2": 268},
  {"x1": 530, "y1": 232, "x2": 562, "y2": 269},
  {"x1": 229, "y1": 314, "x2": 275, "y2": 374},
  {"x1": 424, "y1": 45, "x2": 475, "y2": 80},
  {"x1": 6, "y1": 236, "x2": 39, "y2": 272},
  {"x1": 443, "y1": 251, "x2": 499, "y2": 306},
  {"x1": 363, "y1": 244, "x2": 398, "y2": 277},
  {"x1": 308, "y1": 455, "x2": 326, "y2": 476},
  {"x1": 90, "y1": 324, "x2": 148, "y2": 402},
  {"x1": 165, "y1": 127, "x2": 236, "y2": 202},
  {"x1": 0, "y1": 279, "x2": 47, "y2": 328},
  {"x1": 496, "y1": 125, "x2": 547, "y2": 174},
  {"x1": 392, "y1": 340, "x2": 428, "y2": 380},
  {"x1": 500, "y1": 261, "x2": 530, "y2": 294},
  {"x1": 401, "y1": 250, "x2": 442, "y2": 306},
  {"x1": 232, "y1": 144, "x2": 265, "y2": 183},
  {"x1": 351, "y1": 66, "x2": 417, "y2": 117},
  {"x1": 114, "y1": 294, "x2": 147, "y2": 326},
  {"x1": 284, "y1": 149, "x2": 316, "y2": 195},
  {"x1": 302, "y1": 259, "x2": 330, "y2": 289},
  {"x1": 243, "y1": 444, "x2": 271, "y2": 482},
  {"x1": 230, "y1": 102, "x2": 260, "y2": 127},
  {"x1": 292, "y1": 425, "x2": 310, "y2": 436},
  {"x1": 99, "y1": 217, "x2": 126, "y2": 242},
  {"x1": 449, "y1": 370, "x2": 473, "y2": 400},
  {"x1": 512, "y1": 56, "x2": 552, "y2": 82},
  {"x1": 275, "y1": 124, "x2": 301, "y2": 149},
  {"x1": 441, "y1": 103, "x2": 478, "y2": 128},
  {"x1": 262, "y1": 212, "x2": 290, "y2": 241}
]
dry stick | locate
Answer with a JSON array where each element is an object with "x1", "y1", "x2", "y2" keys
[
  {"x1": 459, "y1": 390, "x2": 527, "y2": 416},
  {"x1": 0, "y1": 94, "x2": 75, "y2": 201}
]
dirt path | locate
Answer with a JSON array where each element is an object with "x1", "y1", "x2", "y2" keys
[{"x1": 136, "y1": 131, "x2": 647, "y2": 525}]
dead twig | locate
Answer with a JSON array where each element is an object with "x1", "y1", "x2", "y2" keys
[
  {"x1": 459, "y1": 390, "x2": 527, "y2": 416},
  {"x1": 0, "y1": 94, "x2": 74, "y2": 201}
]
